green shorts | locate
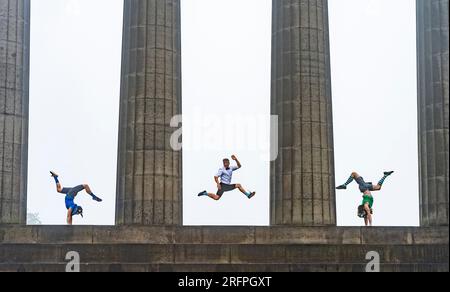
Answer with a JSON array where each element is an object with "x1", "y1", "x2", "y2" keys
[{"x1": 362, "y1": 195, "x2": 374, "y2": 208}]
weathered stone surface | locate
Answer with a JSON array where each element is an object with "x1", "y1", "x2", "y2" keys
[
  {"x1": 0, "y1": 0, "x2": 29, "y2": 224},
  {"x1": 2, "y1": 262, "x2": 449, "y2": 273},
  {"x1": 0, "y1": 243, "x2": 447, "y2": 271},
  {"x1": 270, "y1": 0, "x2": 336, "y2": 226},
  {"x1": 417, "y1": 0, "x2": 449, "y2": 226},
  {"x1": 411, "y1": 226, "x2": 450, "y2": 244},
  {"x1": 116, "y1": 0, "x2": 182, "y2": 225},
  {"x1": 255, "y1": 226, "x2": 361, "y2": 244},
  {"x1": 93, "y1": 226, "x2": 172, "y2": 244},
  {"x1": 1, "y1": 225, "x2": 448, "y2": 245},
  {"x1": 0, "y1": 226, "x2": 447, "y2": 272},
  {"x1": 201, "y1": 227, "x2": 256, "y2": 244}
]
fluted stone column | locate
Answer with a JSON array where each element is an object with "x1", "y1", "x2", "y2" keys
[
  {"x1": 270, "y1": 0, "x2": 336, "y2": 226},
  {"x1": 0, "y1": 0, "x2": 30, "y2": 225},
  {"x1": 116, "y1": 0, "x2": 182, "y2": 225},
  {"x1": 417, "y1": 0, "x2": 449, "y2": 226}
]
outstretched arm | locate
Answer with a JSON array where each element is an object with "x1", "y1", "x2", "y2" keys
[
  {"x1": 67, "y1": 209, "x2": 73, "y2": 225},
  {"x1": 214, "y1": 176, "x2": 221, "y2": 190},
  {"x1": 231, "y1": 155, "x2": 242, "y2": 169}
]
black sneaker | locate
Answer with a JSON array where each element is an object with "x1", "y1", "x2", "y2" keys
[
  {"x1": 248, "y1": 192, "x2": 256, "y2": 199},
  {"x1": 384, "y1": 171, "x2": 394, "y2": 176},
  {"x1": 50, "y1": 171, "x2": 59, "y2": 178},
  {"x1": 198, "y1": 191, "x2": 207, "y2": 197},
  {"x1": 336, "y1": 185, "x2": 347, "y2": 190}
]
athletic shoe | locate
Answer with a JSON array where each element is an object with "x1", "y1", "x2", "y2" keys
[
  {"x1": 198, "y1": 191, "x2": 208, "y2": 197},
  {"x1": 92, "y1": 195, "x2": 103, "y2": 202}
]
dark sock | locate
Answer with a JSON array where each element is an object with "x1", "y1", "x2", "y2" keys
[
  {"x1": 378, "y1": 175, "x2": 388, "y2": 186},
  {"x1": 343, "y1": 176, "x2": 354, "y2": 186},
  {"x1": 90, "y1": 193, "x2": 102, "y2": 202},
  {"x1": 53, "y1": 176, "x2": 59, "y2": 184},
  {"x1": 378, "y1": 171, "x2": 394, "y2": 185}
]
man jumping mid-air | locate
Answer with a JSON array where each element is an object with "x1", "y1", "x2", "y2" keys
[
  {"x1": 50, "y1": 171, "x2": 102, "y2": 225},
  {"x1": 336, "y1": 171, "x2": 394, "y2": 226},
  {"x1": 198, "y1": 155, "x2": 256, "y2": 201}
]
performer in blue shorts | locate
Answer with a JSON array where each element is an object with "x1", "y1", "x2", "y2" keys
[
  {"x1": 50, "y1": 171, "x2": 102, "y2": 225},
  {"x1": 198, "y1": 155, "x2": 256, "y2": 201}
]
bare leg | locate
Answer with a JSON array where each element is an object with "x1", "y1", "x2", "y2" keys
[
  {"x1": 198, "y1": 190, "x2": 221, "y2": 201},
  {"x1": 56, "y1": 183, "x2": 63, "y2": 193},
  {"x1": 83, "y1": 184, "x2": 93, "y2": 195},
  {"x1": 83, "y1": 184, "x2": 102, "y2": 202},
  {"x1": 236, "y1": 184, "x2": 256, "y2": 199},
  {"x1": 372, "y1": 185, "x2": 382, "y2": 191},
  {"x1": 50, "y1": 171, "x2": 64, "y2": 193},
  {"x1": 236, "y1": 184, "x2": 248, "y2": 195},
  {"x1": 207, "y1": 193, "x2": 221, "y2": 201}
]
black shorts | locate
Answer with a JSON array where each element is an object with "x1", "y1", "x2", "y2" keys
[
  {"x1": 61, "y1": 185, "x2": 85, "y2": 197},
  {"x1": 217, "y1": 183, "x2": 237, "y2": 196}
]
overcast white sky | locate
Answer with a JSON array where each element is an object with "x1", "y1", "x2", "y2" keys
[{"x1": 27, "y1": 0, "x2": 419, "y2": 226}]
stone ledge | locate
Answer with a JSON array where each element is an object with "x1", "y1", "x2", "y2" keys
[
  {"x1": 0, "y1": 243, "x2": 448, "y2": 263},
  {"x1": 1, "y1": 226, "x2": 447, "y2": 272},
  {"x1": 0, "y1": 226, "x2": 448, "y2": 245},
  {"x1": 0, "y1": 244, "x2": 448, "y2": 272}
]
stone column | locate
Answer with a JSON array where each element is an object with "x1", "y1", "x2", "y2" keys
[
  {"x1": 116, "y1": 0, "x2": 182, "y2": 225},
  {"x1": 0, "y1": 0, "x2": 30, "y2": 225},
  {"x1": 417, "y1": 0, "x2": 449, "y2": 226},
  {"x1": 270, "y1": 0, "x2": 336, "y2": 226}
]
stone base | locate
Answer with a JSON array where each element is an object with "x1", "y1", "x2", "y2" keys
[{"x1": 0, "y1": 226, "x2": 448, "y2": 272}]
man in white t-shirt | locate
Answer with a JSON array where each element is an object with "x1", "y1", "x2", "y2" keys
[{"x1": 198, "y1": 155, "x2": 256, "y2": 201}]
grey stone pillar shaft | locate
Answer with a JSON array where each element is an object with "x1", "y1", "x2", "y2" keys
[
  {"x1": 0, "y1": 0, "x2": 30, "y2": 225},
  {"x1": 417, "y1": 0, "x2": 449, "y2": 226},
  {"x1": 270, "y1": 0, "x2": 336, "y2": 226},
  {"x1": 116, "y1": 0, "x2": 182, "y2": 225}
]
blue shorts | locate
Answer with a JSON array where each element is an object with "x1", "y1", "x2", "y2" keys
[{"x1": 355, "y1": 177, "x2": 374, "y2": 193}]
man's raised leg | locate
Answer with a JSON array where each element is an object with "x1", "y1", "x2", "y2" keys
[
  {"x1": 83, "y1": 184, "x2": 102, "y2": 202},
  {"x1": 50, "y1": 171, "x2": 63, "y2": 193},
  {"x1": 373, "y1": 171, "x2": 394, "y2": 191},
  {"x1": 236, "y1": 184, "x2": 256, "y2": 199},
  {"x1": 337, "y1": 172, "x2": 359, "y2": 190},
  {"x1": 198, "y1": 191, "x2": 222, "y2": 201}
]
